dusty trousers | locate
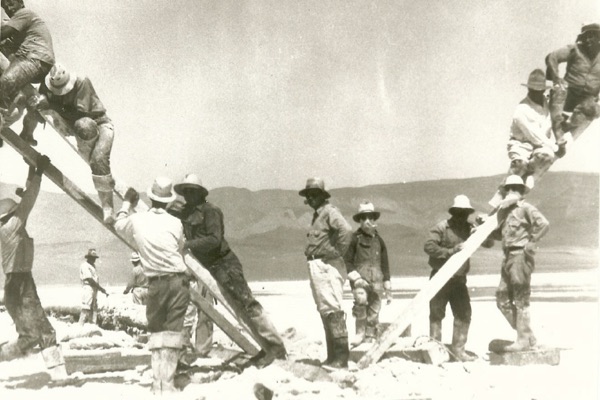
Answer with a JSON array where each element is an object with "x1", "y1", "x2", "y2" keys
[
  {"x1": 429, "y1": 273, "x2": 472, "y2": 323},
  {"x1": 146, "y1": 274, "x2": 190, "y2": 333},
  {"x1": 0, "y1": 56, "x2": 51, "y2": 108},
  {"x1": 4, "y1": 272, "x2": 57, "y2": 353}
]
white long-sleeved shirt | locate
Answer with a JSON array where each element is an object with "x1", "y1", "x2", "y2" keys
[{"x1": 509, "y1": 96, "x2": 556, "y2": 150}]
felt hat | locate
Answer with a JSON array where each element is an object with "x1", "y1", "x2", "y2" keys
[
  {"x1": 581, "y1": 22, "x2": 600, "y2": 34},
  {"x1": 147, "y1": 176, "x2": 176, "y2": 203},
  {"x1": 85, "y1": 248, "x2": 99, "y2": 259},
  {"x1": 353, "y1": 202, "x2": 381, "y2": 222},
  {"x1": 298, "y1": 177, "x2": 330, "y2": 199},
  {"x1": 45, "y1": 64, "x2": 77, "y2": 96},
  {"x1": 521, "y1": 69, "x2": 550, "y2": 91},
  {"x1": 173, "y1": 174, "x2": 209, "y2": 197}
]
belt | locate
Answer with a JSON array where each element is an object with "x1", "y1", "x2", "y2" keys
[
  {"x1": 307, "y1": 254, "x2": 328, "y2": 261},
  {"x1": 504, "y1": 246, "x2": 524, "y2": 253},
  {"x1": 147, "y1": 273, "x2": 186, "y2": 282}
]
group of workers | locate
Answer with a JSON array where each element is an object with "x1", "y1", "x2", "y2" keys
[{"x1": 0, "y1": 0, "x2": 597, "y2": 395}]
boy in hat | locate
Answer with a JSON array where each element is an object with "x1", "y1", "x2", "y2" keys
[
  {"x1": 79, "y1": 248, "x2": 109, "y2": 326},
  {"x1": 0, "y1": 155, "x2": 68, "y2": 379},
  {"x1": 21, "y1": 64, "x2": 116, "y2": 224},
  {"x1": 300, "y1": 177, "x2": 353, "y2": 368},
  {"x1": 424, "y1": 195, "x2": 493, "y2": 361},
  {"x1": 546, "y1": 22, "x2": 600, "y2": 143},
  {"x1": 490, "y1": 176, "x2": 549, "y2": 352},
  {"x1": 123, "y1": 252, "x2": 149, "y2": 305},
  {"x1": 344, "y1": 202, "x2": 393, "y2": 346},
  {"x1": 174, "y1": 173, "x2": 286, "y2": 367},
  {"x1": 115, "y1": 177, "x2": 191, "y2": 394},
  {"x1": 0, "y1": 0, "x2": 54, "y2": 110}
]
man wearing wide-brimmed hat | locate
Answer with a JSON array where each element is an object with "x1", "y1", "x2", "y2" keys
[
  {"x1": 546, "y1": 22, "x2": 600, "y2": 142},
  {"x1": 0, "y1": 155, "x2": 68, "y2": 380},
  {"x1": 79, "y1": 248, "x2": 109, "y2": 326},
  {"x1": 115, "y1": 177, "x2": 190, "y2": 395},
  {"x1": 20, "y1": 63, "x2": 117, "y2": 224},
  {"x1": 344, "y1": 202, "x2": 393, "y2": 346},
  {"x1": 0, "y1": 0, "x2": 54, "y2": 111},
  {"x1": 174, "y1": 173, "x2": 287, "y2": 367},
  {"x1": 506, "y1": 68, "x2": 557, "y2": 190},
  {"x1": 299, "y1": 177, "x2": 353, "y2": 369},
  {"x1": 424, "y1": 195, "x2": 493, "y2": 362},
  {"x1": 123, "y1": 252, "x2": 149, "y2": 305},
  {"x1": 490, "y1": 176, "x2": 549, "y2": 352}
]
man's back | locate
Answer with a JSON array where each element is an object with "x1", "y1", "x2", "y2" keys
[{"x1": 4, "y1": 8, "x2": 54, "y2": 65}]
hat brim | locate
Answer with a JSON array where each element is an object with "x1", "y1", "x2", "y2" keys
[
  {"x1": 45, "y1": 73, "x2": 77, "y2": 96},
  {"x1": 520, "y1": 83, "x2": 551, "y2": 91},
  {"x1": 173, "y1": 183, "x2": 209, "y2": 197},
  {"x1": 298, "y1": 188, "x2": 331, "y2": 199},
  {"x1": 147, "y1": 187, "x2": 177, "y2": 204},
  {"x1": 353, "y1": 211, "x2": 380, "y2": 222},
  {"x1": 0, "y1": 203, "x2": 18, "y2": 220},
  {"x1": 449, "y1": 207, "x2": 475, "y2": 214}
]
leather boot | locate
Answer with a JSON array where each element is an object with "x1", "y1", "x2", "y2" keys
[
  {"x1": 364, "y1": 323, "x2": 377, "y2": 344},
  {"x1": 351, "y1": 304, "x2": 367, "y2": 346},
  {"x1": 0, "y1": 340, "x2": 24, "y2": 362},
  {"x1": 248, "y1": 310, "x2": 287, "y2": 368},
  {"x1": 148, "y1": 331, "x2": 184, "y2": 395},
  {"x1": 19, "y1": 110, "x2": 39, "y2": 146},
  {"x1": 92, "y1": 174, "x2": 115, "y2": 224},
  {"x1": 326, "y1": 311, "x2": 349, "y2": 369},
  {"x1": 451, "y1": 319, "x2": 477, "y2": 362},
  {"x1": 429, "y1": 319, "x2": 442, "y2": 342},
  {"x1": 41, "y1": 345, "x2": 68, "y2": 380},
  {"x1": 504, "y1": 307, "x2": 535, "y2": 352},
  {"x1": 321, "y1": 315, "x2": 334, "y2": 365}
]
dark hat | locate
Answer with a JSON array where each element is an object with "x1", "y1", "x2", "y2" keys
[
  {"x1": 299, "y1": 177, "x2": 331, "y2": 199},
  {"x1": 581, "y1": 22, "x2": 600, "y2": 34},
  {"x1": 85, "y1": 248, "x2": 99, "y2": 259},
  {"x1": 521, "y1": 69, "x2": 551, "y2": 91}
]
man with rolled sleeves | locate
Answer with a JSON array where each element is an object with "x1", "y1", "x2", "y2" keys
[
  {"x1": 79, "y1": 248, "x2": 108, "y2": 326},
  {"x1": 300, "y1": 177, "x2": 353, "y2": 369}
]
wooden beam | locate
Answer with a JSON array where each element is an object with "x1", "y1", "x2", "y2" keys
[{"x1": 64, "y1": 349, "x2": 150, "y2": 374}]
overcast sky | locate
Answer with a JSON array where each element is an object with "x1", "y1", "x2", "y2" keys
[{"x1": 1, "y1": 0, "x2": 598, "y2": 193}]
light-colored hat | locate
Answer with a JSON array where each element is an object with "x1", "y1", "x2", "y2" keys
[
  {"x1": 449, "y1": 195, "x2": 474, "y2": 213},
  {"x1": 581, "y1": 22, "x2": 600, "y2": 34},
  {"x1": 503, "y1": 175, "x2": 526, "y2": 188},
  {"x1": 521, "y1": 69, "x2": 550, "y2": 91},
  {"x1": 45, "y1": 64, "x2": 77, "y2": 96},
  {"x1": 353, "y1": 202, "x2": 381, "y2": 222},
  {"x1": 0, "y1": 198, "x2": 18, "y2": 219},
  {"x1": 173, "y1": 173, "x2": 209, "y2": 197},
  {"x1": 85, "y1": 248, "x2": 99, "y2": 259},
  {"x1": 298, "y1": 177, "x2": 331, "y2": 199},
  {"x1": 147, "y1": 176, "x2": 176, "y2": 203},
  {"x1": 130, "y1": 252, "x2": 140, "y2": 263}
]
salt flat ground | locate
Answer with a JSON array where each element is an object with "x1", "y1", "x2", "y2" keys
[{"x1": 0, "y1": 269, "x2": 598, "y2": 400}]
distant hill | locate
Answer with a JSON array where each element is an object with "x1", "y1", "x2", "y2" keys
[{"x1": 0, "y1": 172, "x2": 597, "y2": 285}]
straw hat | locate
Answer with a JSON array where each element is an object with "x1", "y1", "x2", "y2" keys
[
  {"x1": 45, "y1": 64, "x2": 77, "y2": 96},
  {"x1": 298, "y1": 177, "x2": 330, "y2": 199},
  {"x1": 352, "y1": 202, "x2": 381, "y2": 222},
  {"x1": 448, "y1": 195, "x2": 474, "y2": 214},
  {"x1": 173, "y1": 174, "x2": 209, "y2": 198},
  {"x1": 147, "y1": 177, "x2": 176, "y2": 203},
  {"x1": 503, "y1": 175, "x2": 526, "y2": 188}
]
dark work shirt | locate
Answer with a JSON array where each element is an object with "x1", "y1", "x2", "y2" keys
[{"x1": 181, "y1": 202, "x2": 231, "y2": 267}]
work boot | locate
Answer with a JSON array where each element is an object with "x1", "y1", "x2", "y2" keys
[
  {"x1": 429, "y1": 319, "x2": 442, "y2": 342},
  {"x1": 504, "y1": 307, "x2": 536, "y2": 352},
  {"x1": 41, "y1": 345, "x2": 68, "y2": 380},
  {"x1": 364, "y1": 323, "x2": 377, "y2": 344},
  {"x1": 148, "y1": 331, "x2": 184, "y2": 395},
  {"x1": 321, "y1": 315, "x2": 334, "y2": 365},
  {"x1": 351, "y1": 304, "x2": 367, "y2": 347},
  {"x1": 325, "y1": 311, "x2": 349, "y2": 369},
  {"x1": 19, "y1": 110, "x2": 39, "y2": 146},
  {"x1": 0, "y1": 340, "x2": 23, "y2": 362},
  {"x1": 92, "y1": 174, "x2": 115, "y2": 224},
  {"x1": 248, "y1": 310, "x2": 287, "y2": 368},
  {"x1": 451, "y1": 319, "x2": 477, "y2": 362}
]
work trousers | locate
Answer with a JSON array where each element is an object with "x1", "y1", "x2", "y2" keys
[
  {"x1": 308, "y1": 257, "x2": 345, "y2": 317},
  {"x1": 132, "y1": 287, "x2": 148, "y2": 305},
  {"x1": 0, "y1": 56, "x2": 51, "y2": 108},
  {"x1": 184, "y1": 280, "x2": 214, "y2": 354},
  {"x1": 4, "y1": 272, "x2": 57, "y2": 353},
  {"x1": 429, "y1": 273, "x2": 472, "y2": 323},
  {"x1": 496, "y1": 249, "x2": 534, "y2": 309},
  {"x1": 146, "y1": 274, "x2": 190, "y2": 333}
]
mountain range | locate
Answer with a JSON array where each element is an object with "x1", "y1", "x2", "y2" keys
[{"x1": 0, "y1": 171, "x2": 597, "y2": 285}]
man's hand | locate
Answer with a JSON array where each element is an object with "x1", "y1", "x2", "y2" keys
[
  {"x1": 450, "y1": 243, "x2": 464, "y2": 255},
  {"x1": 36, "y1": 155, "x2": 50, "y2": 174},
  {"x1": 524, "y1": 242, "x2": 537, "y2": 256},
  {"x1": 555, "y1": 142, "x2": 567, "y2": 158},
  {"x1": 122, "y1": 289, "x2": 128, "y2": 295},
  {"x1": 124, "y1": 187, "x2": 139, "y2": 207},
  {"x1": 27, "y1": 94, "x2": 49, "y2": 111}
]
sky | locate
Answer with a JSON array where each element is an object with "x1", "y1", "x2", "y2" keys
[{"x1": 1, "y1": 0, "x2": 599, "y2": 193}]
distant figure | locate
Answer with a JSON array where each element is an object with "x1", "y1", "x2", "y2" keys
[
  {"x1": 506, "y1": 69, "x2": 557, "y2": 190},
  {"x1": 79, "y1": 248, "x2": 108, "y2": 326},
  {"x1": 22, "y1": 64, "x2": 116, "y2": 223},
  {"x1": 491, "y1": 176, "x2": 549, "y2": 352},
  {"x1": 424, "y1": 195, "x2": 493, "y2": 362},
  {"x1": 545, "y1": 22, "x2": 600, "y2": 143},
  {"x1": 123, "y1": 252, "x2": 148, "y2": 305},
  {"x1": 115, "y1": 177, "x2": 190, "y2": 395},
  {"x1": 300, "y1": 177, "x2": 353, "y2": 369},
  {"x1": 0, "y1": 155, "x2": 67, "y2": 380},
  {"x1": 344, "y1": 202, "x2": 395, "y2": 346},
  {"x1": 174, "y1": 173, "x2": 286, "y2": 368},
  {"x1": 0, "y1": 0, "x2": 54, "y2": 111}
]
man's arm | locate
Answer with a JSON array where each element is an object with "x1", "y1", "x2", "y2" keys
[
  {"x1": 424, "y1": 223, "x2": 454, "y2": 259},
  {"x1": 328, "y1": 207, "x2": 353, "y2": 257},
  {"x1": 528, "y1": 206, "x2": 550, "y2": 243},
  {"x1": 513, "y1": 106, "x2": 555, "y2": 148},
  {"x1": 184, "y1": 208, "x2": 222, "y2": 254},
  {"x1": 379, "y1": 236, "x2": 391, "y2": 281},
  {"x1": 545, "y1": 45, "x2": 573, "y2": 85},
  {"x1": 0, "y1": 25, "x2": 17, "y2": 41},
  {"x1": 13, "y1": 156, "x2": 49, "y2": 224},
  {"x1": 114, "y1": 188, "x2": 138, "y2": 242},
  {"x1": 342, "y1": 233, "x2": 358, "y2": 273},
  {"x1": 83, "y1": 278, "x2": 108, "y2": 295}
]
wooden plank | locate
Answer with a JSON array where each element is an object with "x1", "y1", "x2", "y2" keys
[
  {"x1": 489, "y1": 346, "x2": 560, "y2": 366},
  {"x1": 64, "y1": 349, "x2": 150, "y2": 374},
  {"x1": 357, "y1": 213, "x2": 500, "y2": 369}
]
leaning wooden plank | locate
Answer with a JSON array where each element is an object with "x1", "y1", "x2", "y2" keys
[
  {"x1": 357, "y1": 213, "x2": 500, "y2": 369},
  {"x1": 64, "y1": 348, "x2": 150, "y2": 375}
]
